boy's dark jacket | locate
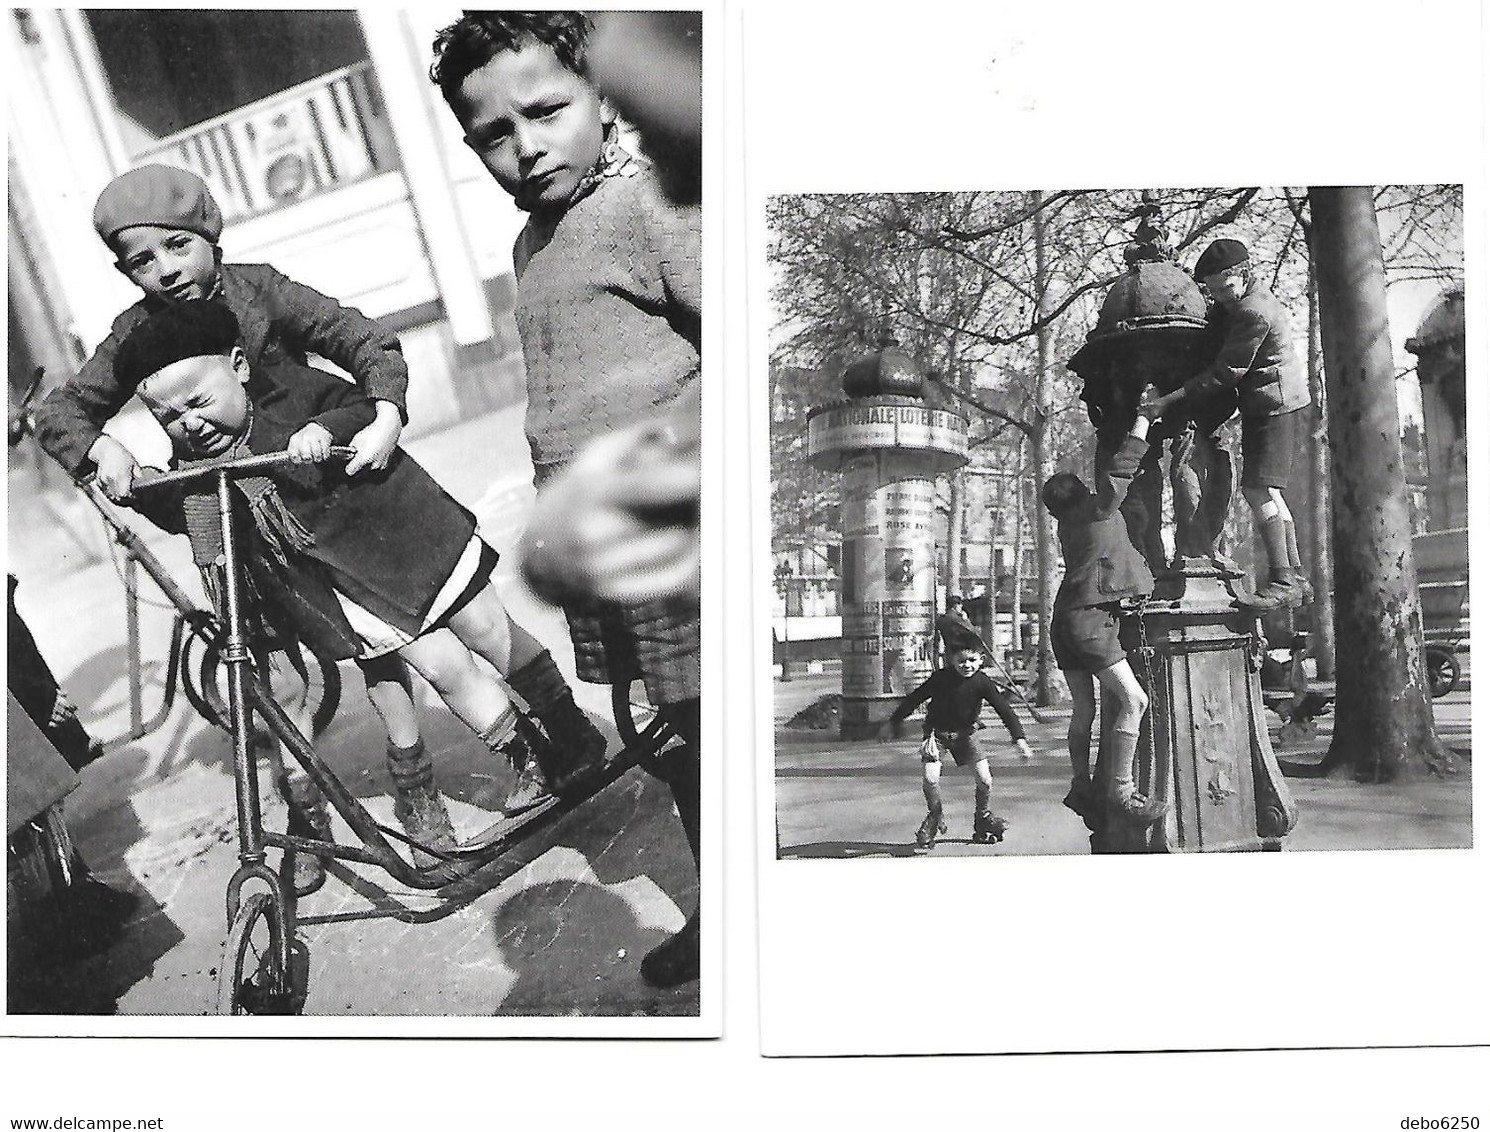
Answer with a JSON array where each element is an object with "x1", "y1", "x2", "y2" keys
[
  {"x1": 36, "y1": 264, "x2": 409, "y2": 478},
  {"x1": 135, "y1": 360, "x2": 475, "y2": 661},
  {"x1": 1052, "y1": 433, "x2": 1154, "y2": 612},
  {"x1": 1181, "y1": 282, "x2": 1309, "y2": 417}
]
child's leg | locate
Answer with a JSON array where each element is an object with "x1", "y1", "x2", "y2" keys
[
  {"x1": 639, "y1": 697, "x2": 701, "y2": 988},
  {"x1": 921, "y1": 743, "x2": 943, "y2": 813},
  {"x1": 1065, "y1": 670, "x2": 1097, "y2": 785},
  {"x1": 444, "y1": 584, "x2": 606, "y2": 794},
  {"x1": 264, "y1": 646, "x2": 334, "y2": 895},
  {"x1": 358, "y1": 651, "x2": 455, "y2": 866},
  {"x1": 358, "y1": 653, "x2": 420, "y2": 748},
  {"x1": 1239, "y1": 407, "x2": 1303, "y2": 611},
  {"x1": 397, "y1": 628, "x2": 511, "y2": 734},
  {"x1": 1093, "y1": 658, "x2": 1150, "y2": 802},
  {"x1": 913, "y1": 738, "x2": 947, "y2": 849},
  {"x1": 971, "y1": 755, "x2": 993, "y2": 815}
]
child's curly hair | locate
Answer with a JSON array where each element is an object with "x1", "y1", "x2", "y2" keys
[{"x1": 430, "y1": 11, "x2": 594, "y2": 111}]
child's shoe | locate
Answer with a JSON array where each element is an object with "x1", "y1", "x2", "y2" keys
[
  {"x1": 507, "y1": 651, "x2": 609, "y2": 798},
  {"x1": 1063, "y1": 776, "x2": 1095, "y2": 819},
  {"x1": 283, "y1": 774, "x2": 334, "y2": 896},
  {"x1": 972, "y1": 809, "x2": 1008, "y2": 844},
  {"x1": 914, "y1": 808, "x2": 947, "y2": 850},
  {"x1": 499, "y1": 715, "x2": 554, "y2": 816},
  {"x1": 640, "y1": 909, "x2": 700, "y2": 989},
  {"x1": 386, "y1": 740, "x2": 459, "y2": 868},
  {"x1": 1108, "y1": 781, "x2": 1169, "y2": 824}
]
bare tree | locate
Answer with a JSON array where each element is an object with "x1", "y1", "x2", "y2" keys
[{"x1": 1308, "y1": 187, "x2": 1449, "y2": 781}]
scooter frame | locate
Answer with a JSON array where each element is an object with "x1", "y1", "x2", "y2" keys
[{"x1": 133, "y1": 449, "x2": 676, "y2": 1014}]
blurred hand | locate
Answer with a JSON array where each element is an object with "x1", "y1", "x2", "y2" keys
[
  {"x1": 89, "y1": 435, "x2": 140, "y2": 502},
  {"x1": 521, "y1": 421, "x2": 700, "y2": 606},
  {"x1": 345, "y1": 401, "x2": 402, "y2": 475},
  {"x1": 287, "y1": 423, "x2": 333, "y2": 465}
]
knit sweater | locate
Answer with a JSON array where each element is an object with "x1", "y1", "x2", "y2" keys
[
  {"x1": 889, "y1": 669, "x2": 1026, "y2": 741},
  {"x1": 512, "y1": 166, "x2": 700, "y2": 471}
]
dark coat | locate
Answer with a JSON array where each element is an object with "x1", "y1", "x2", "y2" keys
[
  {"x1": 136, "y1": 361, "x2": 476, "y2": 660},
  {"x1": 1052, "y1": 433, "x2": 1154, "y2": 612},
  {"x1": 36, "y1": 263, "x2": 409, "y2": 477},
  {"x1": 1181, "y1": 282, "x2": 1309, "y2": 417}
]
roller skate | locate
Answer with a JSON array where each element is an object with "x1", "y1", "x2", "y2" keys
[
  {"x1": 971, "y1": 809, "x2": 1008, "y2": 845},
  {"x1": 914, "y1": 808, "x2": 947, "y2": 850}
]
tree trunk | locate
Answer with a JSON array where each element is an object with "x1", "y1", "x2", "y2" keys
[
  {"x1": 1030, "y1": 191, "x2": 1058, "y2": 705},
  {"x1": 1011, "y1": 439, "x2": 1025, "y2": 655},
  {"x1": 1309, "y1": 187, "x2": 1447, "y2": 780},
  {"x1": 1305, "y1": 256, "x2": 1337, "y2": 679}
]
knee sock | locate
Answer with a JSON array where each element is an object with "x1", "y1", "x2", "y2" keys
[
  {"x1": 922, "y1": 779, "x2": 943, "y2": 813},
  {"x1": 975, "y1": 780, "x2": 992, "y2": 814},
  {"x1": 658, "y1": 700, "x2": 701, "y2": 867},
  {"x1": 1068, "y1": 728, "x2": 1093, "y2": 783},
  {"x1": 1108, "y1": 725, "x2": 1142, "y2": 799}
]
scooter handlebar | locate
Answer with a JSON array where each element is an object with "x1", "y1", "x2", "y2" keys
[{"x1": 132, "y1": 447, "x2": 355, "y2": 491}]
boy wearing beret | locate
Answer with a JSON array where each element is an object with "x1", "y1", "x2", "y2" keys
[
  {"x1": 1147, "y1": 238, "x2": 1312, "y2": 612},
  {"x1": 37, "y1": 164, "x2": 407, "y2": 500},
  {"x1": 112, "y1": 300, "x2": 607, "y2": 870},
  {"x1": 35, "y1": 166, "x2": 593, "y2": 891}
]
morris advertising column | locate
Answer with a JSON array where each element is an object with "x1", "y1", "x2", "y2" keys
[{"x1": 807, "y1": 347, "x2": 968, "y2": 740}]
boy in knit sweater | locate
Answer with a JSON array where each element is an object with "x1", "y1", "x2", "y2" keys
[{"x1": 431, "y1": 11, "x2": 701, "y2": 988}]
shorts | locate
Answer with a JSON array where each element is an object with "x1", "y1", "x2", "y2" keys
[
  {"x1": 925, "y1": 728, "x2": 984, "y2": 768},
  {"x1": 334, "y1": 534, "x2": 495, "y2": 660},
  {"x1": 1241, "y1": 407, "x2": 1303, "y2": 490},
  {"x1": 561, "y1": 589, "x2": 701, "y2": 706},
  {"x1": 1051, "y1": 604, "x2": 1127, "y2": 674}
]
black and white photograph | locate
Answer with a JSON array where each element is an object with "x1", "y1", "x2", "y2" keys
[
  {"x1": 3, "y1": 0, "x2": 1489, "y2": 1124},
  {"x1": 768, "y1": 185, "x2": 1468, "y2": 860},
  {"x1": 6, "y1": 7, "x2": 709, "y2": 1025},
  {"x1": 749, "y1": 0, "x2": 1487, "y2": 1063}
]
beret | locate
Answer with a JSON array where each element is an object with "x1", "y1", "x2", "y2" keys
[
  {"x1": 1194, "y1": 238, "x2": 1250, "y2": 279},
  {"x1": 93, "y1": 164, "x2": 224, "y2": 247},
  {"x1": 114, "y1": 300, "x2": 241, "y2": 394}
]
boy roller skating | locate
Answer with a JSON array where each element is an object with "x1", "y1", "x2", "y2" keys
[{"x1": 880, "y1": 642, "x2": 1030, "y2": 850}]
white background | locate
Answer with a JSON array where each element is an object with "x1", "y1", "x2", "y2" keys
[{"x1": 4, "y1": 0, "x2": 1490, "y2": 1126}]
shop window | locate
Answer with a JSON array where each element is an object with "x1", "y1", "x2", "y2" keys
[{"x1": 85, "y1": 9, "x2": 399, "y2": 221}]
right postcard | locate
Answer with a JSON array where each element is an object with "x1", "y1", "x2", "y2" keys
[{"x1": 748, "y1": 0, "x2": 1486, "y2": 1058}]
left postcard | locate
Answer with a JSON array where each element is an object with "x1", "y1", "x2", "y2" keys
[{"x1": 5, "y1": 7, "x2": 717, "y2": 1035}]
